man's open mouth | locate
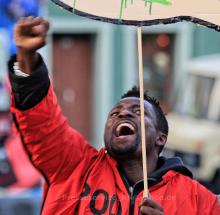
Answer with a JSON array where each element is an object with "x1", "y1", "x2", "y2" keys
[{"x1": 115, "y1": 122, "x2": 136, "y2": 137}]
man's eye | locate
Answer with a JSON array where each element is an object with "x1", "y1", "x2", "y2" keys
[
  {"x1": 110, "y1": 112, "x2": 118, "y2": 117},
  {"x1": 134, "y1": 109, "x2": 141, "y2": 115}
]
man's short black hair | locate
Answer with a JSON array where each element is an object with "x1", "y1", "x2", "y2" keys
[{"x1": 121, "y1": 86, "x2": 169, "y2": 154}]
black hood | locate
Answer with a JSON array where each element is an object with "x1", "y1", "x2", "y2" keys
[
  {"x1": 148, "y1": 156, "x2": 193, "y2": 187},
  {"x1": 118, "y1": 156, "x2": 193, "y2": 190}
]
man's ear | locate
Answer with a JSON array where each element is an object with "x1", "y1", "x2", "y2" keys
[{"x1": 155, "y1": 131, "x2": 167, "y2": 148}]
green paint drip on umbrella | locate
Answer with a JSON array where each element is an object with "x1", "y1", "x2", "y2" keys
[
  {"x1": 149, "y1": 2, "x2": 152, "y2": 15},
  {"x1": 145, "y1": 0, "x2": 172, "y2": 15},
  {"x1": 120, "y1": 0, "x2": 126, "y2": 19},
  {"x1": 119, "y1": 0, "x2": 172, "y2": 19},
  {"x1": 145, "y1": 0, "x2": 172, "y2": 6}
]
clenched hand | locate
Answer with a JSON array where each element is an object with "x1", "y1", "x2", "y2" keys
[
  {"x1": 14, "y1": 16, "x2": 49, "y2": 74},
  {"x1": 139, "y1": 198, "x2": 164, "y2": 215}
]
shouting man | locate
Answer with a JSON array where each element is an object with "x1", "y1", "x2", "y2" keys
[{"x1": 8, "y1": 16, "x2": 220, "y2": 214}]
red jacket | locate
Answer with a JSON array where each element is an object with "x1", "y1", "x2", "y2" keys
[{"x1": 11, "y1": 85, "x2": 220, "y2": 214}]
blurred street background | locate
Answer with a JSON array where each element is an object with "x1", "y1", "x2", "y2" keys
[{"x1": 0, "y1": 1, "x2": 220, "y2": 214}]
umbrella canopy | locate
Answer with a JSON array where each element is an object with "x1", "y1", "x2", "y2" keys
[{"x1": 52, "y1": 0, "x2": 220, "y2": 30}]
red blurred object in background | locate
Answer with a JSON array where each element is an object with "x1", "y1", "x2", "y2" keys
[
  {"x1": 156, "y1": 34, "x2": 170, "y2": 48},
  {"x1": 0, "y1": 76, "x2": 41, "y2": 194}
]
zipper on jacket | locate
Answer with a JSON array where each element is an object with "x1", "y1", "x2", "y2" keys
[
  {"x1": 118, "y1": 165, "x2": 146, "y2": 214},
  {"x1": 129, "y1": 186, "x2": 135, "y2": 215}
]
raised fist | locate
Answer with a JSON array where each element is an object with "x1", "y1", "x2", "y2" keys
[{"x1": 14, "y1": 16, "x2": 50, "y2": 53}]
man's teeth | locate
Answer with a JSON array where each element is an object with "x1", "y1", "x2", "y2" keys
[{"x1": 116, "y1": 123, "x2": 135, "y2": 136}]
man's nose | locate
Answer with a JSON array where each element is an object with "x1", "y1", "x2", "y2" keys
[{"x1": 118, "y1": 109, "x2": 133, "y2": 118}]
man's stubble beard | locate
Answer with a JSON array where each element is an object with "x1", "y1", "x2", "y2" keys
[{"x1": 107, "y1": 134, "x2": 140, "y2": 157}]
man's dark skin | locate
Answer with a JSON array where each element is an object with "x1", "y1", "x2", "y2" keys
[
  {"x1": 104, "y1": 98, "x2": 167, "y2": 182},
  {"x1": 14, "y1": 16, "x2": 166, "y2": 215}
]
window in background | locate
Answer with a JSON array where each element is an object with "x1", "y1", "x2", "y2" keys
[{"x1": 141, "y1": 33, "x2": 175, "y2": 113}]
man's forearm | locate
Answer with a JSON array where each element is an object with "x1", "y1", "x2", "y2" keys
[
  {"x1": 8, "y1": 54, "x2": 50, "y2": 111},
  {"x1": 17, "y1": 49, "x2": 40, "y2": 75}
]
